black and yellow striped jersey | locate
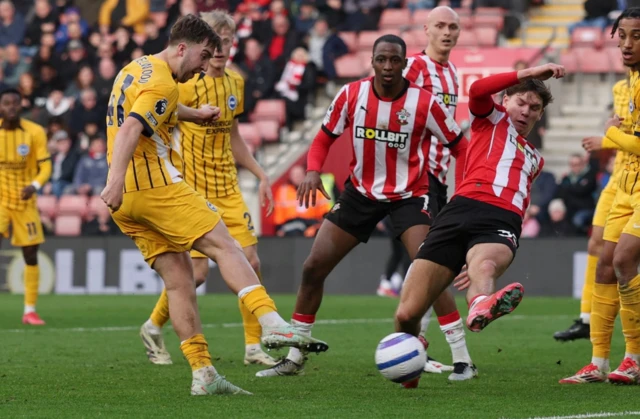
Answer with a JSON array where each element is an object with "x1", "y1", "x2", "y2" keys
[
  {"x1": 177, "y1": 69, "x2": 244, "y2": 198},
  {"x1": 106, "y1": 55, "x2": 183, "y2": 193}
]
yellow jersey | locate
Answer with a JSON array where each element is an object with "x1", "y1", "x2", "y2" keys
[
  {"x1": 177, "y1": 69, "x2": 245, "y2": 199},
  {"x1": 0, "y1": 118, "x2": 50, "y2": 211},
  {"x1": 626, "y1": 70, "x2": 640, "y2": 171},
  {"x1": 106, "y1": 55, "x2": 182, "y2": 193},
  {"x1": 611, "y1": 79, "x2": 632, "y2": 182}
]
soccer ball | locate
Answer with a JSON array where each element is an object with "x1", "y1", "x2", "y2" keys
[{"x1": 375, "y1": 333, "x2": 426, "y2": 384}]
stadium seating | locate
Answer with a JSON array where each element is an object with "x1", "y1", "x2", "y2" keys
[
  {"x1": 570, "y1": 27, "x2": 604, "y2": 48},
  {"x1": 253, "y1": 119, "x2": 281, "y2": 143},
  {"x1": 339, "y1": 31, "x2": 358, "y2": 52},
  {"x1": 572, "y1": 46, "x2": 612, "y2": 74},
  {"x1": 605, "y1": 46, "x2": 626, "y2": 74},
  {"x1": 37, "y1": 195, "x2": 57, "y2": 219},
  {"x1": 473, "y1": 14, "x2": 504, "y2": 31},
  {"x1": 54, "y1": 215, "x2": 82, "y2": 236},
  {"x1": 88, "y1": 195, "x2": 109, "y2": 218},
  {"x1": 335, "y1": 53, "x2": 370, "y2": 79},
  {"x1": 411, "y1": 9, "x2": 430, "y2": 27},
  {"x1": 603, "y1": 25, "x2": 617, "y2": 47},
  {"x1": 455, "y1": 30, "x2": 479, "y2": 47},
  {"x1": 475, "y1": 27, "x2": 499, "y2": 47},
  {"x1": 559, "y1": 49, "x2": 579, "y2": 74},
  {"x1": 249, "y1": 99, "x2": 286, "y2": 126},
  {"x1": 379, "y1": 9, "x2": 411, "y2": 30},
  {"x1": 57, "y1": 195, "x2": 88, "y2": 218},
  {"x1": 238, "y1": 123, "x2": 262, "y2": 147}
]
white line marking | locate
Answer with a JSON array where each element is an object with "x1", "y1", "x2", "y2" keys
[
  {"x1": 0, "y1": 315, "x2": 573, "y2": 334},
  {"x1": 505, "y1": 411, "x2": 640, "y2": 419}
]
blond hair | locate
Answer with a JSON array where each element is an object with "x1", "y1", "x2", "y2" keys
[{"x1": 200, "y1": 9, "x2": 236, "y2": 34}]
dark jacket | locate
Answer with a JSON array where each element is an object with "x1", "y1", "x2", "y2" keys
[{"x1": 555, "y1": 166, "x2": 598, "y2": 219}]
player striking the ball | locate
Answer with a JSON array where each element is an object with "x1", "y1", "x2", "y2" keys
[
  {"x1": 393, "y1": 63, "x2": 564, "y2": 387},
  {"x1": 257, "y1": 34, "x2": 469, "y2": 378}
]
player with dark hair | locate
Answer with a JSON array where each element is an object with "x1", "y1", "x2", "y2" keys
[
  {"x1": 0, "y1": 88, "x2": 52, "y2": 325},
  {"x1": 101, "y1": 14, "x2": 326, "y2": 395},
  {"x1": 561, "y1": 7, "x2": 640, "y2": 384},
  {"x1": 257, "y1": 34, "x2": 469, "y2": 378},
  {"x1": 393, "y1": 63, "x2": 564, "y2": 387},
  {"x1": 401, "y1": 5, "x2": 474, "y2": 379}
]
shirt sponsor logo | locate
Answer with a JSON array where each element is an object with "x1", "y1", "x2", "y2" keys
[
  {"x1": 437, "y1": 92, "x2": 458, "y2": 107},
  {"x1": 355, "y1": 126, "x2": 408, "y2": 149},
  {"x1": 509, "y1": 134, "x2": 538, "y2": 173}
]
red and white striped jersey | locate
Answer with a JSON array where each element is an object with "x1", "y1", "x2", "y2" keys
[
  {"x1": 322, "y1": 77, "x2": 462, "y2": 202},
  {"x1": 404, "y1": 52, "x2": 459, "y2": 183},
  {"x1": 455, "y1": 103, "x2": 544, "y2": 218}
]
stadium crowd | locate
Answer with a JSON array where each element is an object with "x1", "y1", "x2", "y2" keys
[{"x1": 0, "y1": 0, "x2": 613, "y2": 238}]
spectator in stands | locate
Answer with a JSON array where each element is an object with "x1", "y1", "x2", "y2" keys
[
  {"x1": 0, "y1": 66, "x2": 7, "y2": 92},
  {"x1": 17, "y1": 72, "x2": 37, "y2": 114},
  {"x1": 69, "y1": 135, "x2": 108, "y2": 197},
  {"x1": 24, "y1": 0, "x2": 58, "y2": 48},
  {"x1": 99, "y1": 0, "x2": 150, "y2": 35},
  {"x1": 521, "y1": 208, "x2": 541, "y2": 238},
  {"x1": 276, "y1": 47, "x2": 317, "y2": 130},
  {"x1": 317, "y1": 0, "x2": 344, "y2": 30},
  {"x1": 568, "y1": 0, "x2": 618, "y2": 35},
  {"x1": 237, "y1": 37, "x2": 277, "y2": 119},
  {"x1": 555, "y1": 153, "x2": 598, "y2": 235},
  {"x1": 33, "y1": 43, "x2": 62, "y2": 77},
  {"x1": 529, "y1": 169, "x2": 557, "y2": 228},
  {"x1": 540, "y1": 198, "x2": 574, "y2": 237},
  {"x1": 597, "y1": 154, "x2": 615, "y2": 195},
  {"x1": 54, "y1": 7, "x2": 89, "y2": 52},
  {"x1": 64, "y1": 65, "x2": 94, "y2": 102},
  {"x1": 44, "y1": 90, "x2": 72, "y2": 127},
  {"x1": 112, "y1": 25, "x2": 138, "y2": 66},
  {"x1": 142, "y1": 19, "x2": 167, "y2": 55},
  {"x1": 44, "y1": 130, "x2": 81, "y2": 198},
  {"x1": 295, "y1": 1, "x2": 318, "y2": 35},
  {"x1": 261, "y1": 14, "x2": 300, "y2": 74},
  {"x1": 36, "y1": 63, "x2": 63, "y2": 100},
  {"x1": 59, "y1": 40, "x2": 92, "y2": 84},
  {"x1": 195, "y1": 0, "x2": 230, "y2": 13},
  {"x1": 2, "y1": 44, "x2": 29, "y2": 87},
  {"x1": 474, "y1": 0, "x2": 527, "y2": 38},
  {"x1": 94, "y1": 58, "x2": 117, "y2": 103},
  {"x1": 69, "y1": 88, "x2": 105, "y2": 139},
  {"x1": 407, "y1": 0, "x2": 436, "y2": 14},
  {"x1": 341, "y1": 0, "x2": 384, "y2": 32},
  {"x1": 0, "y1": 0, "x2": 26, "y2": 48},
  {"x1": 306, "y1": 17, "x2": 348, "y2": 97},
  {"x1": 81, "y1": 201, "x2": 118, "y2": 236},
  {"x1": 273, "y1": 164, "x2": 331, "y2": 237}
]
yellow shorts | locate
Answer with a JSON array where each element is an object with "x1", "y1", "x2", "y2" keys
[
  {"x1": 112, "y1": 182, "x2": 222, "y2": 267},
  {"x1": 0, "y1": 204, "x2": 44, "y2": 247},
  {"x1": 592, "y1": 181, "x2": 617, "y2": 227},
  {"x1": 603, "y1": 173, "x2": 640, "y2": 243},
  {"x1": 190, "y1": 190, "x2": 257, "y2": 258}
]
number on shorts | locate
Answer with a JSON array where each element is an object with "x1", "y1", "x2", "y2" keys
[
  {"x1": 243, "y1": 212, "x2": 255, "y2": 231},
  {"x1": 26, "y1": 222, "x2": 37, "y2": 237}
]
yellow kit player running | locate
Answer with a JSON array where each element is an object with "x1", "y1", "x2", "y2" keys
[
  {"x1": 561, "y1": 8, "x2": 640, "y2": 384},
  {"x1": 101, "y1": 14, "x2": 327, "y2": 396},
  {"x1": 141, "y1": 10, "x2": 277, "y2": 367},
  {"x1": 553, "y1": 79, "x2": 630, "y2": 342},
  {"x1": 0, "y1": 88, "x2": 52, "y2": 326}
]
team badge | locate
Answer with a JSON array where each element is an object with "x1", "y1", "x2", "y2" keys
[
  {"x1": 396, "y1": 108, "x2": 410, "y2": 126},
  {"x1": 630, "y1": 99, "x2": 635, "y2": 114},
  {"x1": 206, "y1": 201, "x2": 218, "y2": 212},
  {"x1": 17, "y1": 144, "x2": 29, "y2": 156},
  {"x1": 227, "y1": 94, "x2": 237, "y2": 111},
  {"x1": 155, "y1": 98, "x2": 168, "y2": 116}
]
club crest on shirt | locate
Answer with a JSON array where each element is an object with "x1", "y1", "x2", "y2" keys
[
  {"x1": 396, "y1": 108, "x2": 410, "y2": 125},
  {"x1": 17, "y1": 144, "x2": 29, "y2": 156},
  {"x1": 228, "y1": 94, "x2": 237, "y2": 111},
  {"x1": 630, "y1": 99, "x2": 635, "y2": 114},
  {"x1": 155, "y1": 98, "x2": 168, "y2": 116}
]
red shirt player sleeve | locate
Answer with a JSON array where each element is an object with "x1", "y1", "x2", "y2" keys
[
  {"x1": 425, "y1": 95, "x2": 468, "y2": 188},
  {"x1": 307, "y1": 85, "x2": 350, "y2": 172},
  {"x1": 402, "y1": 56, "x2": 423, "y2": 85},
  {"x1": 468, "y1": 71, "x2": 519, "y2": 117}
]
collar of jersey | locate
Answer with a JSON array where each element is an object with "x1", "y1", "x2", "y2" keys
[{"x1": 371, "y1": 78, "x2": 409, "y2": 102}]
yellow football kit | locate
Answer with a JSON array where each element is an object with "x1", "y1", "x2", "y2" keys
[
  {"x1": 0, "y1": 118, "x2": 51, "y2": 247},
  {"x1": 177, "y1": 69, "x2": 257, "y2": 257},
  {"x1": 106, "y1": 55, "x2": 221, "y2": 266}
]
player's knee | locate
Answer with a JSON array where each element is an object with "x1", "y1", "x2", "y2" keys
[
  {"x1": 301, "y1": 255, "x2": 327, "y2": 284},
  {"x1": 395, "y1": 305, "x2": 421, "y2": 329},
  {"x1": 612, "y1": 252, "x2": 636, "y2": 284}
]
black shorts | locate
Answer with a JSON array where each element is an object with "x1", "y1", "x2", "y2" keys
[
  {"x1": 325, "y1": 178, "x2": 441, "y2": 243},
  {"x1": 415, "y1": 196, "x2": 522, "y2": 274},
  {"x1": 428, "y1": 173, "x2": 448, "y2": 217}
]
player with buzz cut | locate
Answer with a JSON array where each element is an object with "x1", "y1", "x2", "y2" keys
[
  {"x1": 553, "y1": 77, "x2": 630, "y2": 343},
  {"x1": 399, "y1": 5, "x2": 475, "y2": 379},
  {"x1": 257, "y1": 34, "x2": 469, "y2": 380},
  {"x1": 102, "y1": 14, "x2": 327, "y2": 396},
  {"x1": 0, "y1": 88, "x2": 52, "y2": 325},
  {"x1": 139, "y1": 9, "x2": 278, "y2": 367},
  {"x1": 560, "y1": 7, "x2": 640, "y2": 384}
]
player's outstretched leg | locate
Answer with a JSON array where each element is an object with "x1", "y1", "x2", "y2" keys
[
  {"x1": 22, "y1": 245, "x2": 45, "y2": 325},
  {"x1": 560, "y1": 240, "x2": 618, "y2": 384},
  {"x1": 609, "y1": 233, "x2": 640, "y2": 384},
  {"x1": 464, "y1": 243, "x2": 520, "y2": 332},
  {"x1": 153, "y1": 252, "x2": 251, "y2": 395},
  {"x1": 256, "y1": 220, "x2": 359, "y2": 377},
  {"x1": 555, "y1": 226, "x2": 603, "y2": 341},
  {"x1": 193, "y1": 221, "x2": 328, "y2": 353}
]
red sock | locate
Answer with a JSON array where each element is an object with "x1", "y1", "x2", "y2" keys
[
  {"x1": 437, "y1": 310, "x2": 461, "y2": 327},
  {"x1": 292, "y1": 313, "x2": 316, "y2": 324}
]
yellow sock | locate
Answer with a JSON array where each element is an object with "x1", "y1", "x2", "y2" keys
[
  {"x1": 179, "y1": 334, "x2": 212, "y2": 371},
  {"x1": 591, "y1": 283, "x2": 620, "y2": 359},
  {"x1": 618, "y1": 274, "x2": 640, "y2": 355},
  {"x1": 240, "y1": 285, "x2": 277, "y2": 318},
  {"x1": 239, "y1": 271, "x2": 263, "y2": 345},
  {"x1": 150, "y1": 289, "x2": 170, "y2": 328},
  {"x1": 580, "y1": 255, "x2": 598, "y2": 315},
  {"x1": 24, "y1": 265, "x2": 39, "y2": 308}
]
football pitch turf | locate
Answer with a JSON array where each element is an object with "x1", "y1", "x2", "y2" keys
[{"x1": 1, "y1": 294, "x2": 639, "y2": 419}]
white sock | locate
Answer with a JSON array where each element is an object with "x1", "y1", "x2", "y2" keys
[
  {"x1": 237, "y1": 284, "x2": 261, "y2": 298},
  {"x1": 420, "y1": 307, "x2": 434, "y2": 335},
  {"x1": 145, "y1": 319, "x2": 162, "y2": 334},
  {"x1": 591, "y1": 356, "x2": 610, "y2": 371},
  {"x1": 440, "y1": 318, "x2": 472, "y2": 364},
  {"x1": 24, "y1": 305, "x2": 35, "y2": 315},
  {"x1": 580, "y1": 312, "x2": 591, "y2": 324},
  {"x1": 390, "y1": 272, "x2": 403, "y2": 290},
  {"x1": 469, "y1": 295, "x2": 488, "y2": 311},
  {"x1": 625, "y1": 353, "x2": 640, "y2": 364},
  {"x1": 256, "y1": 311, "x2": 288, "y2": 328},
  {"x1": 193, "y1": 365, "x2": 218, "y2": 382},
  {"x1": 286, "y1": 319, "x2": 313, "y2": 364},
  {"x1": 246, "y1": 343, "x2": 262, "y2": 354}
]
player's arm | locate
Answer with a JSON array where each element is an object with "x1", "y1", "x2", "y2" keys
[
  {"x1": 300, "y1": 85, "x2": 349, "y2": 208},
  {"x1": 605, "y1": 124, "x2": 640, "y2": 155},
  {"x1": 176, "y1": 103, "x2": 221, "y2": 124},
  {"x1": 402, "y1": 57, "x2": 422, "y2": 84},
  {"x1": 22, "y1": 125, "x2": 52, "y2": 200},
  {"x1": 230, "y1": 120, "x2": 274, "y2": 215}
]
